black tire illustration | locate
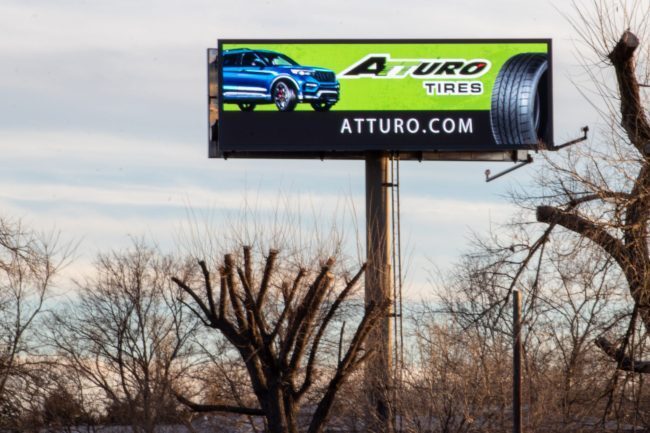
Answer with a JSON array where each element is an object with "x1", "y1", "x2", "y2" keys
[
  {"x1": 490, "y1": 53, "x2": 548, "y2": 146},
  {"x1": 238, "y1": 103, "x2": 256, "y2": 112},
  {"x1": 311, "y1": 101, "x2": 333, "y2": 112},
  {"x1": 272, "y1": 81, "x2": 297, "y2": 112}
]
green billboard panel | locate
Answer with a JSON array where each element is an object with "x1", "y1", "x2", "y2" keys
[{"x1": 209, "y1": 40, "x2": 553, "y2": 159}]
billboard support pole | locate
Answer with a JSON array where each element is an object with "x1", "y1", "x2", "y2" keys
[{"x1": 365, "y1": 152, "x2": 393, "y2": 433}]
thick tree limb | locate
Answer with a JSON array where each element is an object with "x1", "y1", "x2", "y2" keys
[
  {"x1": 566, "y1": 191, "x2": 632, "y2": 207},
  {"x1": 288, "y1": 273, "x2": 333, "y2": 375},
  {"x1": 243, "y1": 245, "x2": 253, "y2": 290},
  {"x1": 595, "y1": 337, "x2": 650, "y2": 373},
  {"x1": 281, "y1": 258, "x2": 335, "y2": 365},
  {"x1": 257, "y1": 249, "x2": 278, "y2": 309},
  {"x1": 306, "y1": 300, "x2": 388, "y2": 433},
  {"x1": 224, "y1": 254, "x2": 248, "y2": 332},
  {"x1": 297, "y1": 264, "x2": 367, "y2": 398},
  {"x1": 174, "y1": 392, "x2": 264, "y2": 416},
  {"x1": 237, "y1": 266, "x2": 265, "y2": 342},
  {"x1": 608, "y1": 31, "x2": 650, "y2": 151},
  {"x1": 536, "y1": 206, "x2": 628, "y2": 267},
  {"x1": 171, "y1": 277, "x2": 213, "y2": 323},
  {"x1": 219, "y1": 267, "x2": 227, "y2": 319},
  {"x1": 237, "y1": 266, "x2": 269, "y2": 338},
  {"x1": 198, "y1": 260, "x2": 216, "y2": 317}
]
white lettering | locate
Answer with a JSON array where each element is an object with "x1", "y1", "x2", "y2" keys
[
  {"x1": 379, "y1": 119, "x2": 391, "y2": 134},
  {"x1": 406, "y1": 118, "x2": 419, "y2": 134},
  {"x1": 459, "y1": 118, "x2": 473, "y2": 133},
  {"x1": 340, "y1": 117, "x2": 473, "y2": 135},
  {"x1": 442, "y1": 118, "x2": 456, "y2": 133},
  {"x1": 429, "y1": 118, "x2": 440, "y2": 133},
  {"x1": 394, "y1": 118, "x2": 404, "y2": 134},
  {"x1": 366, "y1": 118, "x2": 376, "y2": 133},
  {"x1": 354, "y1": 118, "x2": 364, "y2": 134},
  {"x1": 341, "y1": 119, "x2": 352, "y2": 134}
]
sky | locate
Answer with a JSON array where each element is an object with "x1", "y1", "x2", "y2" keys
[{"x1": 0, "y1": 0, "x2": 605, "y2": 297}]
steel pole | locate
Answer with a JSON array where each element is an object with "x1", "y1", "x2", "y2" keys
[{"x1": 365, "y1": 152, "x2": 393, "y2": 433}]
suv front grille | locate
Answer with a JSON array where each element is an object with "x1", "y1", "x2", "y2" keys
[{"x1": 314, "y1": 71, "x2": 336, "y2": 82}]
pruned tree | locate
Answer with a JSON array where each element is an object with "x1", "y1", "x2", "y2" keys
[
  {"x1": 434, "y1": 1, "x2": 650, "y2": 429},
  {"x1": 459, "y1": 0, "x2": 650, "y2": 375},
  {"x1": 534, "y1": 4, "x2": 650, "y2": 370},
  {"x1": 172, "y1": 246, "x2": 387, "y2": 433}
]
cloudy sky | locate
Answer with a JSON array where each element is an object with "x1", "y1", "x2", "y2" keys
[{"x1": 0, "y1": 0, "x2": 605, "y2": 296}]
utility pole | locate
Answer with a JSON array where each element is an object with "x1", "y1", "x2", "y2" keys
[{"x1": 365, "y1": 152, "x2": 393, "y2": 433}]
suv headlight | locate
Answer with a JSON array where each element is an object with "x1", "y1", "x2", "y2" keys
[{"x1": 291, "y1": 69, "x2": 314, "y2": 76}]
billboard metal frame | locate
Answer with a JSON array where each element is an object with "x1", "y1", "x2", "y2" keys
[{"x1": 209, "y1": 39, "x2": 554, "y2": 160}]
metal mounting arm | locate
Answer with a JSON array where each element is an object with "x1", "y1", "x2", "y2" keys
[
  {"x1": 485, "y1": 154, "x2": 534, "y2": 182},
  {"x1": 553, "y1": 126, "x2": 589, "y2": 150},
  {"x1": 484, "y1": 126, "x2": 590, "y2": 182}
]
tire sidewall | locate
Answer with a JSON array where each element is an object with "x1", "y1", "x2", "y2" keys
[{"x1": 490, "y1": 53, "x2": 549, "y2": 146}]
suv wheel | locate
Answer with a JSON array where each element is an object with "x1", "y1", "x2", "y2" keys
[
  {"x1": 238, "y1": 103, "x2": 256, "y2": 112},
  {"x1": 311, "y1": 102, "x2": 333, "y2": 112},
  {"x1": 272, "y1": 82, "x2": 297, "y2": 112}
]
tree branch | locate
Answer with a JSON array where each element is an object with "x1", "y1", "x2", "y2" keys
[
  {"x1": 219, "y1": 267, "x2": 228, "y2": 320},
  {"x1": 198, "y1": 260, "x2": 216, "y2": 317},
  {"x1": 224, "y1": 254, "x2": 248, "y2": 332},
  {"x1": 297, "y1": 264, "x2": 366, "y2": 398},
  {"x1": 287, "y1": 271, "x2": 333, "y2": 374},
  {"x1": 174, "y1": 392, "x2": 264, "y2": 416},
  {"x1": 281, "y1": 259, "x2": 334, "y2": 365},
  {"x1": 257, "y1": 249, "x2": 278, "y2": 310},
  {"x1": 608, "y1": 31, "x2": 650, "y2": 151},
  {"x1": 595, "y1": 337, "x2": 650, "y2": 374},
  {"x1": 306, "y1": 300, "x2": 387, "y2": 433},
  {"x1": 171, "y1": 277, "x2": 213, "y2": 324},
  {"x1": 237, "y1": 266, "x2": 268, "y2": 340},
  {"x1": 566, "y1": 191, "x2": 632, "y2": 207},
  {"x1": 536, "y1": 206, "x2": 628, "y2": 267}
]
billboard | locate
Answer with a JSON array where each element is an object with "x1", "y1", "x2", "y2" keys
[{"x1": 209, "y1": 40, "x2": 553, "y2": 159}]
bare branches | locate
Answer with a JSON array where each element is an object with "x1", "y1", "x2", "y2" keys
[
  {"x1": 173, "y1": 246, "x2": 376, "y2": 433},
  {"x1": 49, "y1": 243, "x2": 198, "y2": 433},
  {"x1": 299, "y1": 264, "x2": 367, "y2": 397},
  {"x1": 0, "y1": 217, "x2": 72, "y2": 405}
]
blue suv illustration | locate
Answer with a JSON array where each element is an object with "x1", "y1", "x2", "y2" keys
[{"x1": 222, "y1": 48, "x2": 340, "y2": 112}]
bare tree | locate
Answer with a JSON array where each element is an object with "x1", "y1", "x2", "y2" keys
[
  {"x1": 0, "y1": 216, "x2": 70, "y2": 429},
  {"x1": 520, "y1": 1, "x2": 650, "y2": 372},
  {"x1": 172, "y1": 245, "x2": 387, "y2": 433},
  {"x1": 49, "y1": 242, "x2": 199, "y2": 433},
  {"x1": 432, "y1": 240, "x2": 631, "y2": 431},
  {"x1": 534, "y1": 13, "x2": 650, "y2": 369},
  {"x1": 427, "y1": 1, "x2": 650, "y2": 429},
  {"x1": 400, "y1": 314, "x2": 512, "y2": 433}
]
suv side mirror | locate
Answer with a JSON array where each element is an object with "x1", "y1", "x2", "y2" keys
[{"x1": 252, "y1": 59, "x2": 265, "y2": 68}]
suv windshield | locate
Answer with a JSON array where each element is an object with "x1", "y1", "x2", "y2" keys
[{"x1": 257, "y1": 52, "x2": 298, "y2": 66}]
